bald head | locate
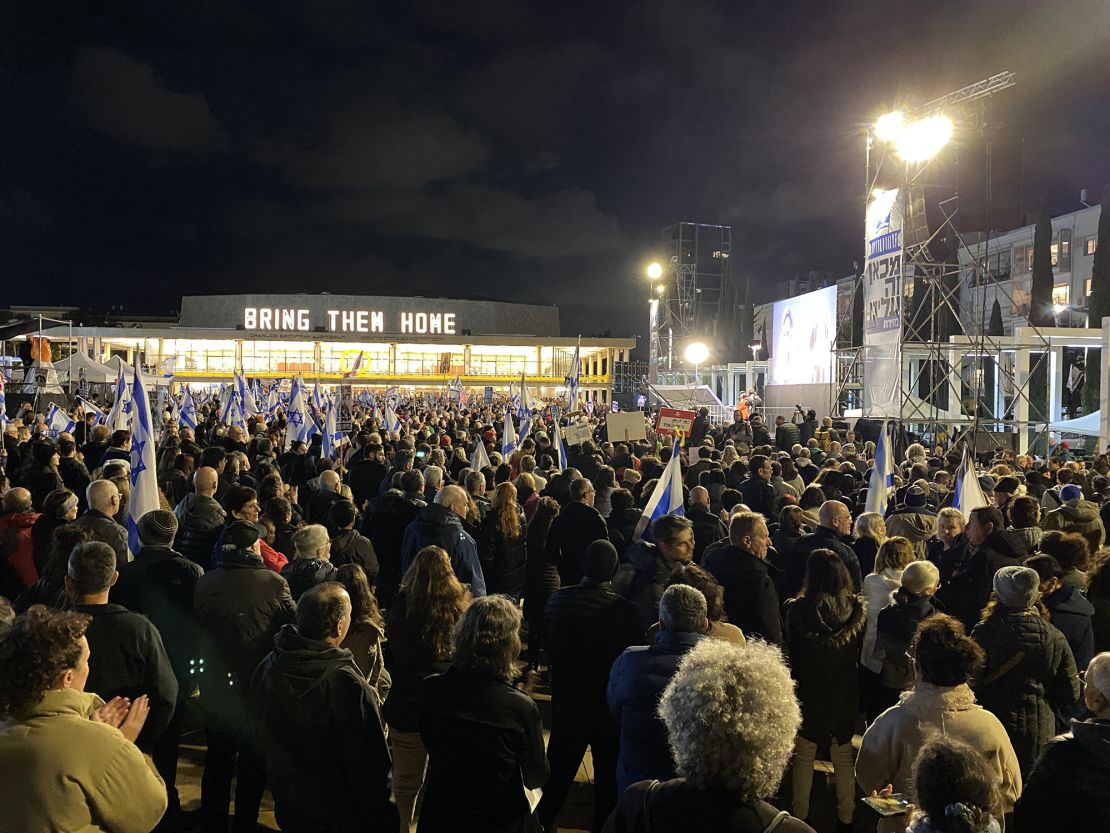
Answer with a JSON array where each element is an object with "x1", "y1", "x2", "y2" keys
[
  {"x1": 689, "y1": 486, "x2": 710, "y2": 509},
  {"x1": 321, "y1": 470, "x2": 341, "y2": 492},
  {"x1": 86, "y1": 479, "x2": 120, "y2": 514},
  {"x1": 194, "y1": 466, "x2": 219, "y2": 497},
  {"x1": 2, "y1": 487, "x2": 32, "y2": 513},
  {"x1": 1085, "y1": 652, "x2": 1110, "y2": 717},
  {"x1": 818, "y1": 500, "x2": 852, "y2": 536}
]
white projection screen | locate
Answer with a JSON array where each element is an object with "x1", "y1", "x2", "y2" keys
[{"x1": 770, "y1": 285, "x2": 837, "y2": 386}]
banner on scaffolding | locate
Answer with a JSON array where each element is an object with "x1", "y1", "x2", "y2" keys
[{"x1": 863, "y1": 187, "x2": 903, "y2": 417}]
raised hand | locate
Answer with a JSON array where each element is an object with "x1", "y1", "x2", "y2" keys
[
  {"x1": 92, "y1": 696, "x2": 130, "y2": 727},
  {"x1": 118, "y1": 695, "x2": 151, "y2": 744}
]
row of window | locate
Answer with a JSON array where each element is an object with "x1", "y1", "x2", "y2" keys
[{"x1": 973, "y1": 231, "x2": 1097, "y2": 285}]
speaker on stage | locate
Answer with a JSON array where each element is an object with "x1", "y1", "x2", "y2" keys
[{"x1": 958, "y1": 134, "x2": 1023, "y2": 233}]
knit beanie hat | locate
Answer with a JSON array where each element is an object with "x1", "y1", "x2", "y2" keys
[
  {"x1": 1060, "y1": 484, "x2": 1082, "y2": 502},
  {"x1": 904, "y1": 485, "x2": 928, "y2": 509},
  {"x1": 582, "y1": 539, "x2": 620, "y2": 581},
  {"x1": 137, "y1": 509, "x2": 179, "y2": 546},
  {"x1": 993, "y1": 565, "x2": 1040, "y2": 610}
]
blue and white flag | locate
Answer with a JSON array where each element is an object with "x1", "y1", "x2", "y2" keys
[
  {"x1": 312, "y1": 382, "x2": 325, "y2": 415},
  {"x1": 501, "y1": 405, "x2": 518, "y2": 457},
  {"x1": 633, "y1": 439, "x2": 686, "y2": 542},
  {"x1": 0, "y1": 374, "x2": 7, "y2": 428},
  {"x1": 285, "y1": 375, "x2": 312, "y2": 450},
  {"x1": 106, "y1": 372, "x2": 131, "y2": 431},
  {"x1": 322, "y1": 397, "x2": 343, "y2": 459},
  {"x1": 471, "y1": 437, "x2": 492, "y2": 471},
  {"x1": 564, "y1": 340, "x2": 580, "y2": 409},
  {"x1": 264, "y1": 383, "x2": 280, "y2": 418},
  {"x1": 218, "y1": 382, "x2": 236, "y2": 426},
  {"x1": 127, "y1": 362, "x2": 160, "y2": 558},
  {"x1": 46, "y1": 403, "x2": 76, "y2": 438},
  {"x1": 517, "y1": 370, "x2": 534, "y2": 420},
  {"x1": 518, "y1": 409, "x2": 532, "y2": 442},
  {"x1": 75, "y1": 396, "x2": 107, "y2": 425},
  {"x1": 237, "y1": 371, "x2": 259, "y2": 417},
  {"x1": 953, "y1": 446, "x2": 988, "y2": 519},
  {"x1": 551, "y1": 418, "x2": 568, "y2": 472},
  {"x1": 383, "y1": 403, "x2": 401, "y2": 432},
  {"x1": 864, "y1": 419, "x2": 895, "y2": 515},
  {"x1": 178, "y1": 385, "x2": 198, "y2": 430}
]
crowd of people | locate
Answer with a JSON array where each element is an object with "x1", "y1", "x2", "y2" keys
[{"x1": 1, "y1": 394, "x2": 1109, "y2": 833}]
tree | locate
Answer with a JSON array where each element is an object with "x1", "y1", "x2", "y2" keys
[
  {"x1": 1027, "y1": 206, "x2": 1054, "y2": 426},
  {"x1": 1083, "y1": 186, "x2": 1110, "y2": 414}
]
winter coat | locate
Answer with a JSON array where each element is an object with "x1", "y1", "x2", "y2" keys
[
  {"x1": 927, "y1": 532, "x2": 968, "y2": 586},
  {"x1": 211, "y1": 519, "x2": 288, "y2": 573},
  {"x1": 418, "y1": 667, "x2": 549, "y2": 833},
  {"x1": 193, "y1": 546, "x2": 296, "y2": 719},
  {"x1": 856, "y1": 683, "x2": 1022, "y2": 833},
  {"x1": 1090, "y1": 571, "x2": 1110, "y2": 656},
  {"x1": 400, "y1": 502, "x2": 485, "y2": 596},
  {"x1": 173, "y1": 492, "x2": 226, "y2": 570},
  {"x1": 616, "y1": 542, "x2": 686, "y2": 630},
  {"x1": 608, "y1": 630, "x2": 705, "y2": 793},
  {"x1": 702, "y1": 544, "x2": 783, "y2": 644},
  {"x1": 381, "y1": 591, "x2": 452, "y2": 733},
  {"x1": 1042, "y1": 582, "x2": 1095, "y2": 672},
  {"x1": 58, "y1": 457, "x2": 92, "y2": 512},
  {"x1": 686, "y1": 504, "x2": 727, "y2": 564},
  {"x1": 524, "y1": 512, "x2": 561, "y2": 627},
  {"x1": 329, "y1": 528, "x2": 379, "y2": 584},
  {"x1": 781, "y1": 526, "x2": 863, "y2": 599},
  {"x1": 852, "y1": 536, "x2": 880, "y2": 577},
  {"x1": 542, "y1": 579, "x2": 643, "y2": 712},
  {"x1": 281, "y1": 557, "x2": 339, "y2": 601},
  {"x1": 1003, "y1": 526, "x2": 1042, "y2": 559},
  {"x1": 0, "y1": 509, "x2": 39, "y2": 597},
  {"x1": 23, "y1": 465, "x2": 64, "y2": 512},
  {"x1": 347, "y1": 457, "x2": 388, "y2": 508},
  {"x1": 341, "y1": 619, "x2": 391, "y2": 705},
  {"x1": 478, "y1": 507, "x2": 529, "y2": 598},
  {"x1": 775, "y1": 421, "x2": 801, "y2": 452},
  {"x1": 971, "y1": 609, "x2": 1080, "y2": 776},
  {"x1": 30, "y1": 512, "x2": 68, "y2": 575},
  {"x1": 0, "y1": 689, "x2": 168, "y2": 833},
  {"x1": 784, "y1": 592, "x2": 867, "y2": 743},
  {"x1": 884, "y1": 509, "x2": 938, "y2": 560},
  {"x1": 875, "y1": 590, "x2": 939, "y2": 690},
  {"x1": 738, "y1": 475, "x2": 776, "y2": 520},
  {"x1": 936, "y1": 534, "x2": 1020, "y2": 631},
  {"x1": 74, "y1": 509, "x2": 129, "y2": 569},
  {"x1": 602, "y1": 778, "x2": 814, "y2": 833},
  {"x1": 545, "y1": 500, "x2": 608, "y2": 586},
  {"x1": 252, "y1": 625, "x2": 399, "y2": 833},
  {"x1": 360, "y1": 489, "x2": 425, "y2": 607},
  {"x1": 607, "y1": 506, "x2": 643, "y2": 562},
  {"x1": 112, "y1": 544, "x2": 203, "y2": 688},
  {"x1": 1041, "y1": 497, "x2": 1106, "y2": 554},
  {"x1": 75, "y1": 602, "x2": 179, "y2": 751},
  {"x1": 860, "y1": 568, "x2": 902, "y2": 673},
  {"x1": 1014, "y1": 718, "x2": 1110, "y2": 833}
]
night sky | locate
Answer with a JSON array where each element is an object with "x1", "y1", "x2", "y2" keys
[{"x1": 4, "y1": 1, "x2": 1110, "y2": 342}]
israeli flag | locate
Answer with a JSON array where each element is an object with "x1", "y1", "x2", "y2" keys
[
  {"x1": 518, "y1": 409, "x2": 532, "y2": 442},
  {"x1": 633, "y1": 439, "x2": 686, "y2": 542},
  {"x1": 0, "y1": 374, "x2": 7, "y2": 427},
  {"x1": 75, "y1": 396, "x2": 107, "y2": 425},
  {"x1": 106, "y1": 372, "x2": 131, "y2": 431},
  {"x1": 501, "y1": 404, "x2": 518, "y2": 457},
  {"x1": 237, "y1": 371, "x2": 259, "y2": 417},
  {"x1": 218, "y1": 383, "x2": 236, "y2": 426},
  {"x1": 864, "y1": 419, "x2": 895, "y2": 515},
  {"x1": 285, "y1": 375, "x2": 312, "y2": 450},
  {"x1": 471, "y1": 437, "x2": 492, "y2": 471},
  {"x1": 383, "y1": 403, "x2": 401, "y2": 432},
  {"x1": 126, "y1": 362, "x2": 160, "y2": 558},
  {"x1": 564, "y1": 340, "x2": 580, "y2": 409},
  {"x1": 953, "y1": 446, "x2": 988, "y2": 519},
  {"x1": 551, "y1": 418, "x2": 568, "y2": 472},
  {"x1": 264, "y1": 383, "x2": 280, "y2": 418},
  {"x1": 312, "y1": 382, "x2": 325, "y2": 415},
  {"x1": 178, "y1": 385, "x2": 198, "y2": 430},
  {"x1": 46, "y1": 403, "x2": 76, "y2": 438},
  {"x1": 322, "y1": 397, "x2": 342, "y2": 459},
  {"x1": 518, "y1": 370, "x2": 535, "y2": 420}
]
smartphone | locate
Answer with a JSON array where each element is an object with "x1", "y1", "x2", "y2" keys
[
  {"x1": 863, "y1": 794, "x2": 912, "y2": 817},
  {"x1": 415, "y1": 450, "x2": 426, "y2": 459}
]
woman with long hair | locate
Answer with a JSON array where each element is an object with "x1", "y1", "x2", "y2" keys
[
  {"x1": 852, "y1": 511, "x2": 887, "y2": 578},
  {"x1": 478, "y1": 482, "x2": 529, "y2": 599},
  {"x1": 593, "y1": 466, "x2": 618, "y2": 519},
  {"x1": 772, "y1": 504, "x2": 811, "y2": 558},
  {"x1": 418, "y1": 596, "x2": 548, "y2": 833},
  {"x1": 861, "y1": 536, "x2": 916, "y2": 722},
  {"x1": 384, "y1": 545, "x2": 470, "y2": 832},
  {"x1": 16, "y1": 524, "x2": 86, "y2": 613},
  {"x1": 524, "y1": 497, "x2": 561, "y2": 669},
  {"x1": 784, "y1": 549, "x2": 866, "y2": 830},
  {"x1": 336, "y1": 563, "x2": 390, "y2": 705}
]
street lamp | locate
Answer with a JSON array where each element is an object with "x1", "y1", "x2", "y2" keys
[
  {"x1": 646, "y1": 262, "x2": 663, "y2": 281},
  {"x1": 684, "y1": 341, "x2": 709, "y2": 385},
  {"x1": 874, "y1": 111, "x2": 953, "y2": 163}
]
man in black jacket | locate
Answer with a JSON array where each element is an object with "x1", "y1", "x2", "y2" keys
[
  {"x1": 361, "y1": 469, "x2": 425, "y2": 607},
  {"x1": 781, "y1": 500, "x2": 862, "y2": 598},
  {"x1": 76, "y1": 479, "x2": 129, "y2": 568},
  {"x1": 194, "y1": 520, "x2": 296, "y2": 833},
  {"x1": 546, "y1": 477, "x2": 608, "y2": 586},
  {"x1": 347, "y1": 441, "x2": 388, "y2": 509},
  {"x1": 538, "y1": 540, "x2": 643, "y2": 833},
  {"x1": 113, "y1": 509, "x2": 204, "y2": 824},
  {"x1": 173, "y1": 466, "x2": 226, "y2": 570},
  {"x1": 329, "y1": 499, "x2": 379, "y2": 582},
  {"x1": 66, "y1": 540, "x2": 178, "y2": 752},
  {"x1": 937, "y1": 504, "x2": 1020, "y2": 631},
  {"x1": 703, "y1": 512, "x2": 783, "y2": 644},
  {"x1": 738, "y1": 455, "x2": 776, "y2": 521},
  {"x1": 686, "y1": 486, "x2": 727, "y2": 563},
  {"x1": 253, "y1": 582, "x2": 399, "y2": 833}
]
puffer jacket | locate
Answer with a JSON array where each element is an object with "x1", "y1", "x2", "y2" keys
[
  {"x1": 280, "y1": 557, "x2": 339, "y2": 601},
  {"x1": 884, "y1": 509, "x2": 938, "y2": 560},
  {"x1": 328, "y1": 528, "x2": 379, "y2": 584},
  {"x1": 1040, "y1": 497, "x2": 1106, "y2": 555},
  {"x1": 971, "y1": 609, "x2": 1080, "y2": 776},
  {"x1": 173, "y1": 493, "x2": 226, "y2": 570},
  {"x1": 784, "y1": 592, "x2": 866, "y2": 743},
  {"x1": 1014, "y1": 718, "x2": 1110, "y2": 833},
  {"x1": 400, "y1": 502, "x2": 485, "y2": 596},
  {"x1": 875, "y1": 590, "x2": 939, "y2": 689},
  {"x1": 1003, "y1": 526, "x2": 1042, "y2": 559},
  {"x1": 1042, "y1": 582, "x2": 1095, "y2": 672},
  {"x1": 856, "y1": 682, "x2": 1022, "y2": 833},
  {"x1": 477, "y1": 507, "x2": 529, "y2": 598}
]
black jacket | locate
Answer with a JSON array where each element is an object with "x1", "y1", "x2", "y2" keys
[
  {"x1": 30, "y1": 513, "x2": 68, "y2": 575},
  {"x1": 1014, "y1": 718, "x2": 1110, "y2": 833},
  {"x1": 542, "y1": 580, "x2": 643, "y2": 709},
  {"x1": 173, "y1": 493, "x2": 226, "y2": 570},
  {"x1": 418, "y1": 667, "x2": 549, "y2": 833},
  {"x1": 360, "y1": 490, "x2": 425, "y2": 607},
  {"x1": 784, "y1": 592, "x2": 866, "y2": 743},
  {"x1": 775, "y1": 422, "x2": 800, "y2": 452},
  {"x1": 936, "y1": 533, "x2": 1020, "y2": 631},
  {"x1": 971, "y1": 609, "x2": 1080, "y2": 776},
  {"x1": 1042, "y1": 582, "x2": 1095, "y2": 672},
  {"x1": 57, "y1": 457, "x2": 91, "y2": 513},
  {"x1": 738, "y1": 476, "x2": 775, "y2": 520},
  {"x1": 702, "y1": 544, "x2": 783, "y2": 645},
  {"x1": 113, "y1": 544, "x2": 204, "y2": 686},
  {"x1": 686, "y1": 505, "x2": 726, "y2": 564},
  {"x1": 545, "y1": 501, "x2": 608, "y2": 586},
  {"x1": 76, "y1": 602, "x2": 178, "y2": 751},
  {"x1": 347, "y1": 458, "x2": 388, "y2": 509},
  {"x1": 23, "y1": 465, "x2": 64, "y2": 512},
  {"x1": 381, "y1": 591, "x2": 451, "y2": 733},
  {"x1": 875, "y1": 589, "x2": 939, "y2": 689},
  {"x1": 74, "y1": 510, "x2": 129, "y2": 569},
  {"x1": 617, "y1": 542, "x2": 686, "y2": 630},
  {"x1": 281, "y1": 557, "x2": 339, "y2": 601},
  {"x1": 252, "y1": 625, "x2": 399, "y2": 833},
  {"x1": 478, "y1": 508, "x2": 529, "y2": 598},
  {"x1": 329, "y1": 528, "x2": 380, "y2": 584},
  {"x1": 607, "y1": 507, "x2": 643, "y2": 562},
  {"x1": 782, "y1": 527, "x2": 862, "y2": 599}
]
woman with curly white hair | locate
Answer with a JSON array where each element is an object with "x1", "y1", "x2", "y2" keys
[{"x1": 602, "y1": 639, "x2": 816, "y2": 833}]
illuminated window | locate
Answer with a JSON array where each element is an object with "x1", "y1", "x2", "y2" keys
[
  {"x1": 1052, "y1": 285, "x2": 1070, "y2": 306},
  {"x1": 1086, "y1": 236, "x2": 1098, "y2": 256},
  {"x1": 1086, "y1": 278, "x2": 1093, "y2": 298}
]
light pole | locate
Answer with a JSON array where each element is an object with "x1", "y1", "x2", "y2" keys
[
  {"x1": 684, "y1": 341, "x2": 709, "y2": 386},
  {"x1": 646, "y1": 262, "x2": 663, "y2": 388}
]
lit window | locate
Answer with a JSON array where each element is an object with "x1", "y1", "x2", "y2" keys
[
  {"x1": 1087, "y1": 278, "x2": 1093, "y2": 297},
  {"x1": 1052, "y1": 285, "x2": 1070, "y2": 306},
  {"x1": 1086, "y1": 236, "x2": 1098, "y2": 256}
]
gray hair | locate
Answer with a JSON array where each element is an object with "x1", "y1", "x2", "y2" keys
[
  {"x1": 424, "y1": 465, "x2": 444, "y2": 488},
  {"x1": 1087, "y1": 652, "x2": 1110, "y2": 702},
  {"x1": 293, "y1": 524, "x2": 330, "y2": 560},
  {"x1": 67, "y1": 541, "x2": 118, "y2": 595},
  {"x1": 453, "y1": 594, "x2": 522, "y2": 682},
  {"x1": 661, "y1": 639, "x2": 800, "y2": 799},
  {"x1": 659, "y1": 584, "x2": 707, "y2": 633},
  {"x1": 569, "y1": 478, "x2": 593, "y2": 502}
]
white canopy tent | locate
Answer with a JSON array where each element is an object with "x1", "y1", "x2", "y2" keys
[
  {"x1": 648, "y1": 384, "x2": 731, "y2": 423},
  {"x1": 1048, "y1": 410, "x2": 1101, "y2": 437},
  {"x1": 54, "y1": 352, "x2": 116, "y2": 383}
]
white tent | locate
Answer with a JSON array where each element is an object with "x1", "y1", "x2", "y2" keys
[
  {"x1": 1049, "y1": 410, "x2": 1101, "y2": 437},
  {"x1": 649, "y1": 384, "x2": 731, "y2": 423},
  {"x1": 104, "y1": 355, "x2": 135, "y2": 377},
  {"x1": 55, "y1": 352, "x2": 115, "y2": 383}
]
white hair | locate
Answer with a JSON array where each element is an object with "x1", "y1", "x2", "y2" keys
[
  {"x1": 424, "y1": 465, "x2": 444, "y2": 488},
  {"x1": 1088, "y1": 652, "x2": 1110, "y2": 701},
  {"x1": 660, "y1": 639, "x2": 800, "y2": 800}
]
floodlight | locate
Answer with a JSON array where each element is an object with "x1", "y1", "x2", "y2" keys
[
  {"x1": 655, "y1": 284, "x2": 665, "y2": 295},
  {"x1": 895, "y1": 115, "x2": 953, "y2": 163},
  {"x1": 874, "y1": 111, "x2": 905, "y2": 143},
  {"x1": 684, "y1": 342, "x2": 709, "y2": 365},
  {"x1": 646, "y1": 262, "x2": 663, "y2": 280}
]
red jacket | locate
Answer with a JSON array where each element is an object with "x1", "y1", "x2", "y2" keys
[
  {"x1": 1, "y1": 511, "x2": 41, "y2": 588},
  {"x1": 260, "y1": 538, "x2": 289, "y2": 573}
]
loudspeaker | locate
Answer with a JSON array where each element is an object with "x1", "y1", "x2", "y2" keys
[{"x1": 958, "y1": 135, "x2": 1023, "y2": 233}]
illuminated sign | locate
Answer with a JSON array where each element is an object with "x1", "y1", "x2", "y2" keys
[{"x1": 243, "y1": 308, "x2": 457, "y2": 335}]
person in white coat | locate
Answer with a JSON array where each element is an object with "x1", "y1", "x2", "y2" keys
[{"x1": 860, "y1": 536, "x2": 915, "y2": 722}]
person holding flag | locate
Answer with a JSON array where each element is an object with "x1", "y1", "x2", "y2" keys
[
  {"x1": 126, "y1": 363, "x2": 161, "y2": 558},
  {"x1": 864, "y1": 419, "x2": 895, "y2": 516},
  {"x1": 501, "y1": 404, "x2": 518, "y2": 458},
  {"x1": 563, "y1": 339, "x2": 580, "y2": 410},
  {"x1": 45, "y1": 403, "x2": 76, "y2": 438},
  {"x1": 178, "y1": 385, "x2": 198, "y2": 430},
  {"x1": 75, "y1": 395, "x2": 106, "y2": 425}
]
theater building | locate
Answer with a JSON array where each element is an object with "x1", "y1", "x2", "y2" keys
[{"x1": 29, "y1": 294, "x2": 636, "y2": 406}]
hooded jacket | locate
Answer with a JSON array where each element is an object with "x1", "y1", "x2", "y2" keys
[
  {"x1": 173, "y1": 493, "x2": 226, "y2": 570},
  {"x1": 252, "y1": 625, "x2": 398, "y2": 833},
  {"x1": 400, "y1": 502, "x2": 485, "y2": 596},
  {"x1": 784, "y1": 592, "x2": 867, "y2": 742},
  {"x1": 0, "y1": 689, "x2": 168, "y2": 833},
  {"x1": 856, "y1": 683, "x2": 1022, "y2": 833},
  {"x1": 329, "y1": 528, "x2": 379, "y2": 584},
  {"x1": 1043, "y1": 582, "x2": 1096, "y2": 671},
  {"x1": 875, "y1": 590, "x2": 939, "y2": 689},
  {"x1": 1041, "y1": 497, "x2": 1106, "y2": 555},
  {"x1": 1002, "y1": 525, "x2": 1043, "y2": 559},
  {"x1": 884, "y1": 509, "x2": 938, "y2": 560},
  {"x1": 1015, "y1": 718, "x2": 1110, "y2": 833}
]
